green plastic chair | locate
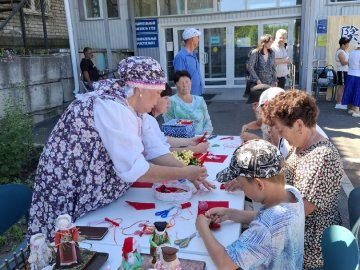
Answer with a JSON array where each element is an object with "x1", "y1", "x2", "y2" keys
[
  {"x1": 349, "y1": 187, "x2": 360, "y2": 239},
  {"x1": 321, "y1": 225, "x2": 359, "y2": 270},
  {"x1": 0, "y1": 183, "x2": 32, "y2": 235}
]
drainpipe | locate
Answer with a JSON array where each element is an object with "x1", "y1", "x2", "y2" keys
[{"x1": 64, "y1": 0, "x2": 79, "y2": 95}]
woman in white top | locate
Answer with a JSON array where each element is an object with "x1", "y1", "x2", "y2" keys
[
  {"x1": 28, "y1": 56, "x2": 215, "y2": 240},
  {"x1": 335, "y1": 37, "x2": 350, "y2": 109},
  {"x1": 342, "y1": 44, "x2": 360, "y2": 117}
]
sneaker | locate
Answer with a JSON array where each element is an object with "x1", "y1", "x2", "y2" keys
[
  {"x1": 348, "y1": 110, "x2": 354, "y2": 115},
  {"x1": 335, "y1": 104, "x2": 348, "y2": 110},
  {"x1": 352, "y1": 112, "x2": 360, "y2": 117}
]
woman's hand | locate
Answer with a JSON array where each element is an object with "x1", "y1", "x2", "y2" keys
[
  {"x1": 205, "y1": 207, "x2": 230, "y2": 223},
  {"x1": 240, "y1": 132, "x2": 260, "y2": 142},
  {"x1": 184, "y1": 165, "x2": 215, "y2": 190},
  {"x1": 190, "y1": 141, "x2": 209, "y2": 154},
  {"x1": 241, "y1": 124, "x2": 248, "y2": 133},
  {"x1": 224, "y1": 179, "x2": 242, "y2": 192}
]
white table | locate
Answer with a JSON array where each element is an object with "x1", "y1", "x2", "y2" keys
[{"x1": 76, "y1": 136, "x2": 244, "y2": 270}]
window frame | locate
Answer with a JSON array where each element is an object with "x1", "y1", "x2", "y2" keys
[
  {"x1": 23, "y1": 0, "x2": 51, "y2": 16},
  {"x1": 134, "y1": 0, "x2": 302, "y2": 18},
  {"x1": 83, "y1": 0, "x2": 120, "y2": 20},
  {"x1": 328, "y1": 0, "x2": 358, "y2": 3}
]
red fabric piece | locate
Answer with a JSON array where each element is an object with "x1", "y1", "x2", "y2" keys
[
  {"x1": 194, "y1": 152, "x2": 209, "y2": 165},
  {"x1": 131, "y1": 182, "x2": 153, "y2": 188},
  {"x1": 220, "y1": 183, "x2": 225, "y2": 190},
  {"x1": 180, "y1": 202, "x2": 191, "y2": 209},
  {"x1": 219, "y1": 136, "x2": 234, "y2": 140},
  {"x1": 155, "y1": 185, "x2": 179, "y2": 193},
  {"x1": 177, "y1": 120, "x2": 193, "y2": 125},
  {"x1": 203, "y1": 154, "x2": 227, "y2": 163},
  {"x1": 197, "y1": 201, "x2": 229, "y2": 230},
  {"x1": 126, "y1": 201, "x2": 155, "y2": 210}
]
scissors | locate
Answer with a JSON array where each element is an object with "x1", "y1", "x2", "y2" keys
[
  {"x1": 174, "y1": 232, "x2": 197, "y2": 248},
  {"x1": 155, "y1": 206, "x2": 176, "y2": 218}
]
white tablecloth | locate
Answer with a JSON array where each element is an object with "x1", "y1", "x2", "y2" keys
[{"x1": 76, "y1": 136, "x2": 244, "y2": 270}]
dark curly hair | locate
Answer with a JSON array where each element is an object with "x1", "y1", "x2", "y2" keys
[{"x1": 262, "y1": 90, "x2": 319, "y2": 128}]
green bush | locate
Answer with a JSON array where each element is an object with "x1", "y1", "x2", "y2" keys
[{"x1": 0, "y1": 85, "x2": 33, "y2": 184}]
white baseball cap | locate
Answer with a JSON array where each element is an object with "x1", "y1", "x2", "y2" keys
[
  {"x1": 258, "y1": 87, "x2": 285, "y2": 108},
  {"x1": 182, "y1": 28, "x2": 201, "y2": 40}
]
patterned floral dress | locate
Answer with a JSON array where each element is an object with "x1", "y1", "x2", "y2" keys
[
  {"x1": 28, "y1": 86, "x2": 133, "y2": 240},
  {"x1": 285, "y1": 140, "x2": 343, "y2": 269}
]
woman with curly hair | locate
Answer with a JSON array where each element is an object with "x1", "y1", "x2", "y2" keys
[{"x1": 262, "y1": 90, "x2": 343, "y2": 270}]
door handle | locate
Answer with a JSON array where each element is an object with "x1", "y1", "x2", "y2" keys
[{"x1": 204, "y1": 52, "x2": 208, "y2": 64}]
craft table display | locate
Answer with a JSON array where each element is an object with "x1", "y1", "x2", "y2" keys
[{"x1": 75, "y1": 136, "x2": 244, "y2": 270}]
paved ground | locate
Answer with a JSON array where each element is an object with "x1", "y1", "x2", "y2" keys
[{"x1": 32, "y1": 87, "x2": 360, "y2": 229}]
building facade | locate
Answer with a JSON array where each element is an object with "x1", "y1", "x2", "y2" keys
[{"x1": 70, "y1": 0, "x2": 360, "y2": 91}]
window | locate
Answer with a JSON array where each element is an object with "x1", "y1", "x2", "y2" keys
[
  {"x1": 24, "y1": 0, "x2": 51, "y2": 14},
  {"x1": 187, "y1": 0, "x2": 214, "y2": 14},
  {"x1": 134, "y1": 0, "x2": 157, "y2": 17},
  {"x1": 84, "y1": 0, "x2": 119, "y2": 19},
  {"x1": 247, "y1": 0, "x2": 276, "y2": 9},
  {"x1": 160, "y1": 0, "x2": 185, "y2": 15},
  {"x1": 218, "y1": 0, "x2": 245, "y2": 12}
]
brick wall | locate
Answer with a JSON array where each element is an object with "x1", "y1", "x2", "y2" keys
[{"x1": 0, "y1": 0, "x2": 69, "y2": 48}]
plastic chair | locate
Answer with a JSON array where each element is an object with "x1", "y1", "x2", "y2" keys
[
  {"x1": 0, "y1": 183, "x2": 32, "y2": 235},
  {"x1": 349, "y1": 187, "x2": 360, "y2": 240},
  {"x1": 321, "y1": 225, "x2": 360, "y2": 270}
]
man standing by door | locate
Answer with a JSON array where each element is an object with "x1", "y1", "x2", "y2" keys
[
  {"x1": 80, "y1": 47, "x2": 100, "y2": 91},
  {"x1": 173, "y1": 28, "x2": 204, "y2": 96},
  {"x1": 272, "y1": 29, "x2": 291, "y2": 89}
]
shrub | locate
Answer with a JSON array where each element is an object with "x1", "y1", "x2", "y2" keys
[{"x1": 0, "y1": 84, "x2": 33, "y2": 184}]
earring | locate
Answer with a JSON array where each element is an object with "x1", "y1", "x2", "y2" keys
[{"x1": 139, "y1": 93, "x2": 142, "y2": 98}]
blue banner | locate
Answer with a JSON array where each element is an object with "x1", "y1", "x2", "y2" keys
[{"x1": 135, "y1": 18, "x2": 158, "y2": 48}]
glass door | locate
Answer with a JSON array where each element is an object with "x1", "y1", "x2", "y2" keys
[
  {"x1": 203, "y1": 27, "x2": 227, "y2": 86},
  {"x1": 233, "y1": 25, "x2": 259, "y2": 85}
]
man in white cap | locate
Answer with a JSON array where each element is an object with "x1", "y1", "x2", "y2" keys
[{"x1": 173, "y1": 27, "x2": 204, "y2": 96}]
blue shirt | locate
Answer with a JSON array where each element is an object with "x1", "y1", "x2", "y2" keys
[
  {"x1": 226, "y1": 185, "x2": 305, "y2": 270},
  {"x1": 173, "y1": 48, "x2": 204, "y2": 96},
  {"x1": 162, "y1": 95, "x2": 213, "y2": 135}
]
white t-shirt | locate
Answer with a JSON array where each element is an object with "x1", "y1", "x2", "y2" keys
[
  {"x1": 348, "y1": 49, "x2": 360, "y2": 77},
  {"x1": 335, "y1": 48, "x2": 349, "y2": 72},
  {"x1": 271, "y1": 44, "x2": 289, "y2": 77},
  {"x1": 93, "y1": 98, "x2": 170, "y2": 183},
  {"x1": 142, "y1": 113, "x2": 170, "y2": 150}
]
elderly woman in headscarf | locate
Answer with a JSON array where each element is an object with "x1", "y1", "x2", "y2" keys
[{"x1": 28, "y1": 56, "x2": 214, "y2": 240}]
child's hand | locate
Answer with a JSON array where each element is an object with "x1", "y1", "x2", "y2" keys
[
  {"x1": 205, "y1": 207, "x2": 229, "y2": 223},
  {"x1": 196, "y1": 214, "x2": 211, "y2": 230},
  {"x1": 224, "y1": 179, "x2": 242, "y2": 192}
]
